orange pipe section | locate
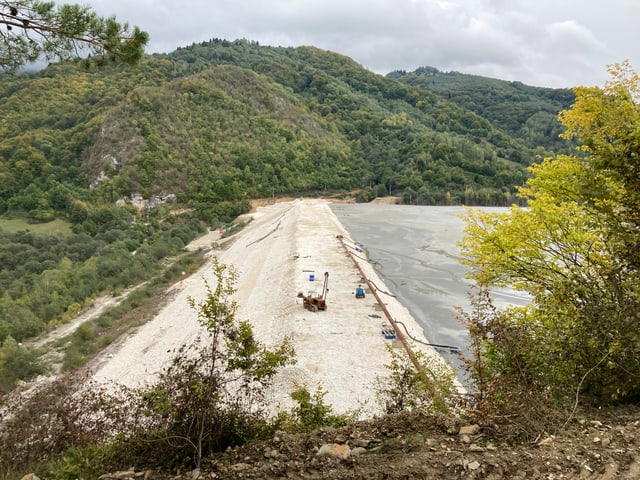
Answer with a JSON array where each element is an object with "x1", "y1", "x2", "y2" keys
[{"x1": 336, "y1": 235, "x2": 423, "y2": 373}]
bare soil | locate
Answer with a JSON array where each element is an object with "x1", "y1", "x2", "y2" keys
[{"x1": 101, "y1": 407, "x2": 640, "y2": 479}]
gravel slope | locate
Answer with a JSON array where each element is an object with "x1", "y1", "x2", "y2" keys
[{"x1": 92, "y1": 199, "x2": 452, "y2": 416}]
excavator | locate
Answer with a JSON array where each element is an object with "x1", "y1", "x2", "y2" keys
[{"x1": 298, "y1": 271, "x2": 329, "y2": 312}]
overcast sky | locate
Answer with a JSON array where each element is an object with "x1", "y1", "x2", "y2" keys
[{"x1": 85, "y1": 0, "x2": 638, "y2": 89}]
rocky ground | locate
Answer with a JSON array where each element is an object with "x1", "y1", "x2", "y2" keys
[{"x1": 98, "y1": 406, "x2": 640, "y2": 480}]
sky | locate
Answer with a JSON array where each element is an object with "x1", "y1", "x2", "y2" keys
[{"x1": 85, "y1": 0, "x2": 638, "y2": 89}]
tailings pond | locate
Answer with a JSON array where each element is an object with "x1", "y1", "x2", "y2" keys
[{"x1": 331, "y1": 204, "x2": 530, "y2": 372}]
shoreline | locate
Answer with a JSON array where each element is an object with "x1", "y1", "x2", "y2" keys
[{"x1": 92, "y1": 199, "x2": 455, "y2": 416}]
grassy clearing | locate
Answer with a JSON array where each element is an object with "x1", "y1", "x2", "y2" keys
[{"x1": 0, "y1": 216, "x2": 72, "y2": 235}]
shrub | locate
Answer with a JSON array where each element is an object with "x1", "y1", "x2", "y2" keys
[
  {"x1": 129, "y1": 257, "x2": 296, "y2": 468},
  {"x1": 375, "y1": 345, "x2": 456, "y2": 415},
  {"x1": 283, "y1": 384, "x2": 353, "y2": 432},
  {"x1": 457, "y1": 287, "x2": 566, "y2": 441},
  {"x1": 0, "y1": 376, "x2": 139, "y2": 475},
  {"x1": 0, "y1": 336, "x2": 47, "y2": 391}
]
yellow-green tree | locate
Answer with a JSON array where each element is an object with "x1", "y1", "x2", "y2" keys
[
  {"x1": 560, "y1": 60, "x2": 640, "y2": 270},
  {"x1": 460, "y1": 62, "x2": 640, "y2": 405}
]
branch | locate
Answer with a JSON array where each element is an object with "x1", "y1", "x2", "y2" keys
[
  {"x1": 0, "y1": 1, "x2": 148, "y2": 71},
  {"x1": 559, "y1": 351, "x2": 611, "y2": 432}
]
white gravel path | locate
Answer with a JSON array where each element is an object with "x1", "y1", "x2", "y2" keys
[{"x1": 91, "y1": 199, "x2": 452, "y2": 416}]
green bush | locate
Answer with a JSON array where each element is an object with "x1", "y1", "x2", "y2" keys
[
  {"x1": 0, "y1": 336, "x2": 47, "y2": 391},
  {"x1": 0, "y1": 303, "x2": 45, "y2": 342},
  {"x1": 375, "y1": 345, "x2": 456, "y2": 415},
  {"x1": 284, "y1": 384, "x2": 353, "y2": 432}
]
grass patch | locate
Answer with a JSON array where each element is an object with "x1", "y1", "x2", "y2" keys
[
  {"x1": 0, "y1": 216, "x2": 72, "y2": 235},
  {"x1": 98, "y1": 335, "x2": 115, "y2": 349},
  {"x1": 221, "y1": 219, "x2": 252, "y2": 238}
]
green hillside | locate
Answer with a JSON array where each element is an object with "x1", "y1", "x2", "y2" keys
[
  {"x1": 0, "y1": 39, "x2": 574, "y2": 226},
  {"x1": 388, "y1": 66, "x2": 575, "y2": 154},
  {"x1": 0, "y1": 39, "x2": 575, "y2": 359}
]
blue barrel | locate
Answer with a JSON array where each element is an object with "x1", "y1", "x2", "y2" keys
[{"x1": 309, "y1": 274, "x2": 315, "y2": 281}]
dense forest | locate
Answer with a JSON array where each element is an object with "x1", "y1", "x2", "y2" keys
[
  {"x1": 0, "y1": 39, "x2": 575, "y2": 383},
  {"x1": 388, "y1": 66, "x2": 575, "y2": 154},
  {"x1": 0, "y1": 39, "x2": 576, "y2": 223}
]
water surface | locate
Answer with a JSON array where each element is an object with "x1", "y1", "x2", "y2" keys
[{"x1": 331, "y1": 204, "x2": 529, "y2": 359}]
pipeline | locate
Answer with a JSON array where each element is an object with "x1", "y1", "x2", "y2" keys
[
  {"x1": 393, "y1": 320, "x2": 460, "y2": 354},
  {"x1": 246, "y1": 221, "x2": 281, "y2": 247},
  {"x1": 246, "y1": 205, "x2": 293, "y2": 247},
  {"x1": 337, "y1": 234, "x2": 459, "y2": 410},
  {"x1": 336, "y1": 234, "x2": 424, "y2": 374}
]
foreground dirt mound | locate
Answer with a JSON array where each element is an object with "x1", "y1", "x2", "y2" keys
[{"x1": 101, "y1": 407, "x2": 640, "y2": 479}]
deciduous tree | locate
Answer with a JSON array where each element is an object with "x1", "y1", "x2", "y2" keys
[{"x1": 460, "y1": 62, "x2": 640, "y2": 405}]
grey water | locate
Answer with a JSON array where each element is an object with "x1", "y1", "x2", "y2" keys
[{"x1": 331, "y1": 204, "x2": 530, "y2": 368}]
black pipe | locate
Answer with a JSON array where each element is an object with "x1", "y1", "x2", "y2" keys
[{"x1": 393, "y1": 320, "x2": 461, "y2": 354}]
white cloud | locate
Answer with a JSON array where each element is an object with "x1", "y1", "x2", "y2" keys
[{"x1": 84, "y1": 0, "x2": 638, "y2": 88}]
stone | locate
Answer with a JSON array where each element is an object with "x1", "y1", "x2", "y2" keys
[
  {"x1": 458, "y1": 424, "x2": 481, "y2": 435},
  {"x1": 469, "y1": 443, "x2": 486, "y2": 452},
  {"x1": 229, "y1": 463, "x2": 251, "y2": 472},
  {"x1": 351, "y1": 436, "x2": 373, "y2": 448},
  {"x1": 352, "y1": 447, "x2": 367, "y2": 456},
  {"x1": 98, "y1": 471, "x2": 135, "y2": 479},
  {"x1": 537, "y1": 436, "x2": 554, "y2": 446},
  {"x1": 468, "y1": 460, "x2": 481, "y2": 470},
  {"x1": 316, "y1": 443, "x2": 351, "y2": 459},
  {"x1": 264, "y1": 448, "x2": 279, "y2": 459},
  {"x1": 581, "y1": 464, "x2": 594, "y2": 475}
]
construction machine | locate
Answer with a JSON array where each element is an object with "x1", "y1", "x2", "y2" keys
[{"x1": 298, "y1": 271, "x2": 329, "y2": 312}]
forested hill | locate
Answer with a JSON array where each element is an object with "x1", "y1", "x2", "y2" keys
[
  {"x1": 0, "y1": 38, "x2": 577, "y2": 392},
  {"x1": 0, "y1": 39, "x2": 575, "y2": 226},
  {"x1": 388, "y1": 66, "x2": 575, "y2": 155}
]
